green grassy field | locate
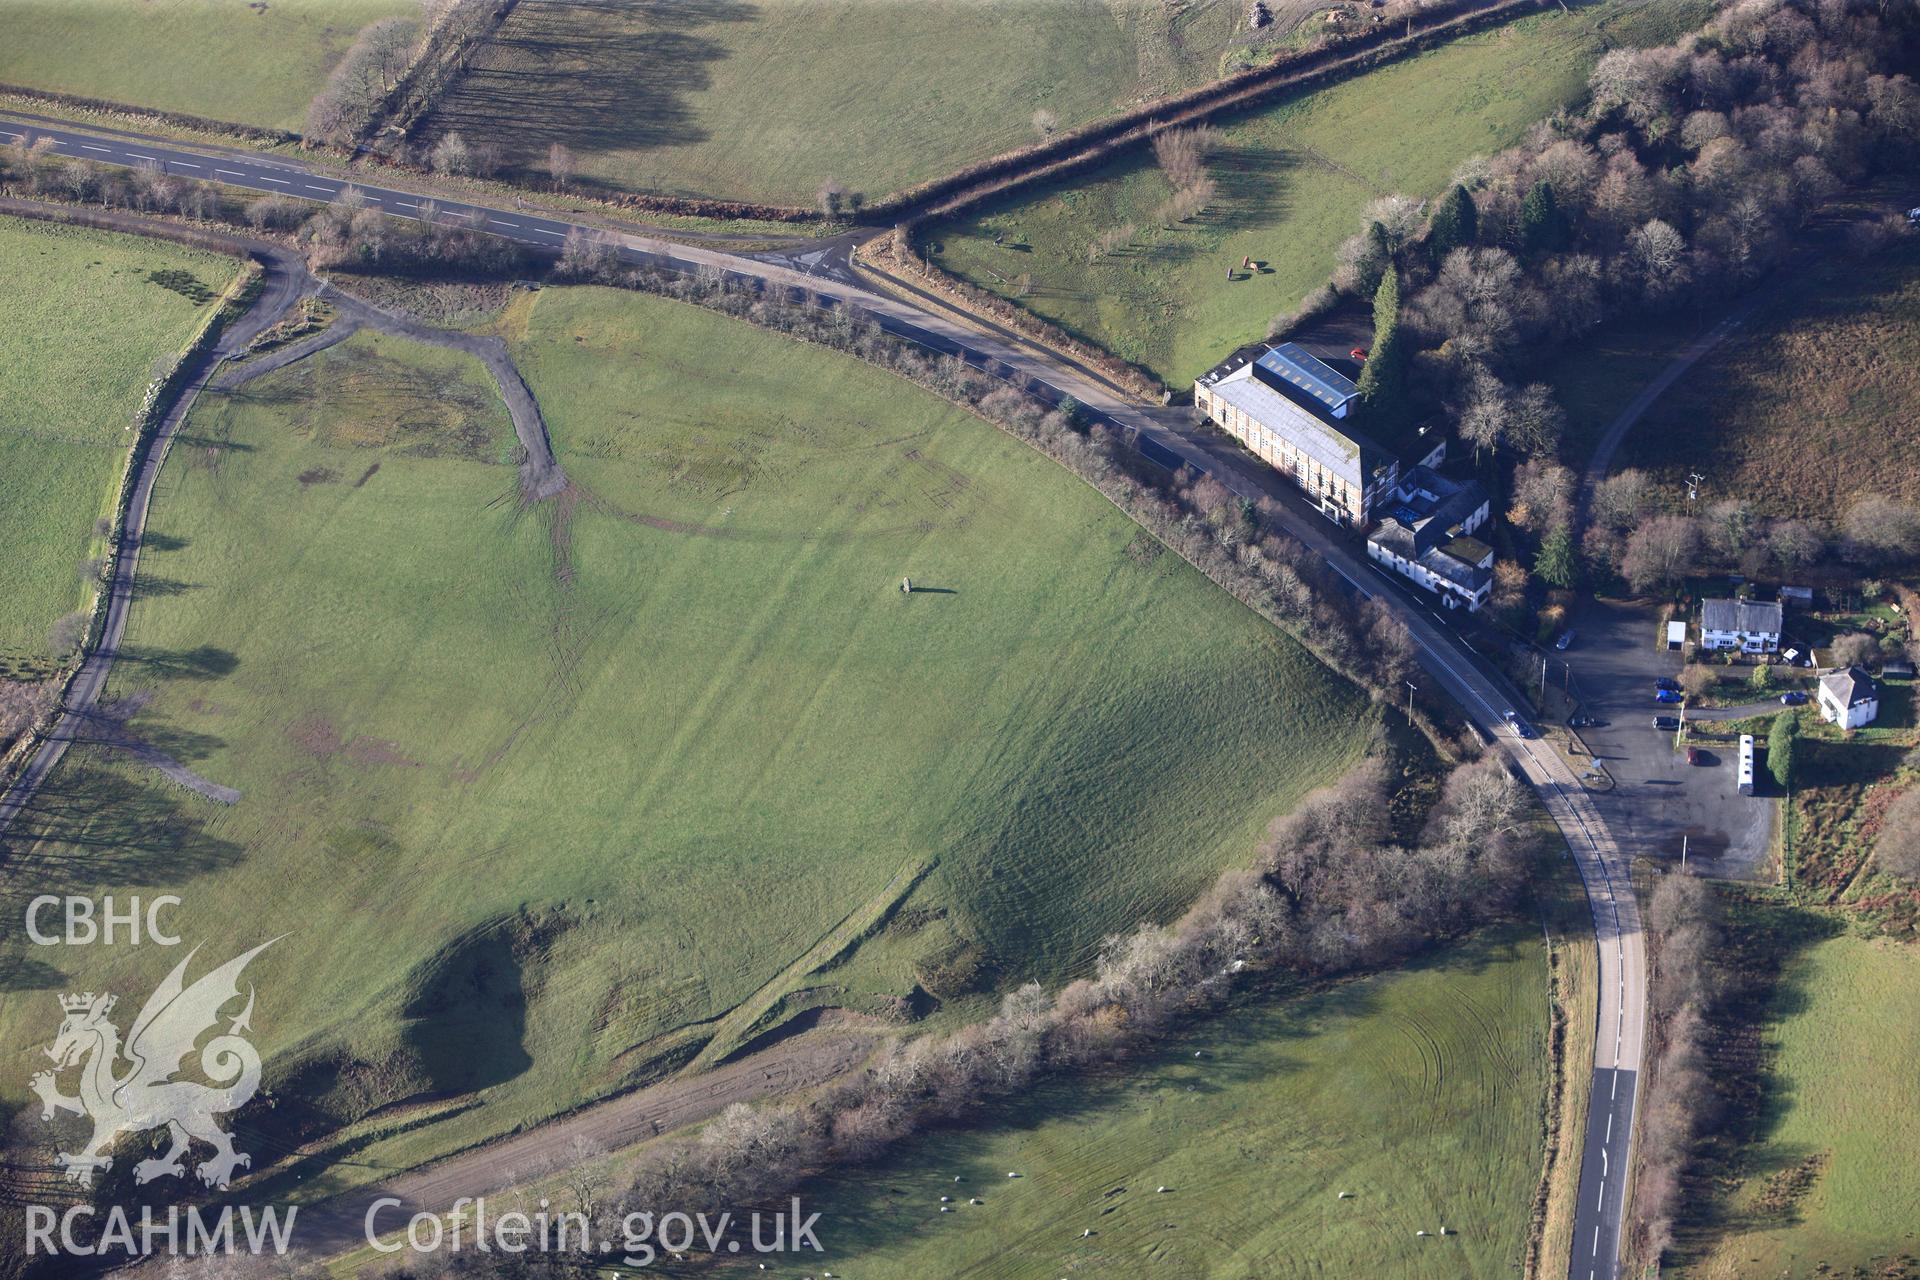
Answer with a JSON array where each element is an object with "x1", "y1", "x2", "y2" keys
[
  {"x1": 0, "y1": 0, "x2": 413, "y2": 132},
  {"x1": 416, "y1": 0, "x2": 1266, "y2": 206},
  {"x1": 0, "y1": 215, "x2": 238, "y2": 665},
  {"x1": 921, "y1": 0, "x2": 1708, "y2": 388},
  {"x1": 1595, "y1": 237, "x2": 1920, "y2": 519},
  {"x1": 1690, "y1": 933, "x2": 1920, "y2": 1280},
  {"x1": 0, "y1": 288, "x2": 1373, "y2": 1195},
  {"x1": 780, "y1": 926, "x2": 1551, "y2": 1280}
]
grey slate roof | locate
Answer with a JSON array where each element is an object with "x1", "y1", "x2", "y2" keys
[
  {"x1": 1367, "y1": 465, "x2": 1489, "y2": 562},
  {"x1": 1820, "y1": 666, "x2": 1878, "y2": 708},
  {"x1": 1420, "y1": 546, "x2": 1493, "y2": 595},
  {"x1": 1700, "y1": 598, "x2": 1783, "y2": 636},
  {"x1": 1208, "y1": 365, "x2": 1375, "y2": 489}
]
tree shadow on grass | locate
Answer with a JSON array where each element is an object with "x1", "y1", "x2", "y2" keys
[
  {"x1": 420, "y1": 0, "x2": 758, "y2": 184},
  {"x1": 1204, "y1": 146, "x2": 1300, "y2": 236},
  {"x1": 115, "y1": 644, "x2": 239, "y2": 682},
  {"x1": 128, "y1": 576, "x2": 201, "y2": 600},
  {"x1": 0, "y1": 755, "x2": 247, "y2": 921}
]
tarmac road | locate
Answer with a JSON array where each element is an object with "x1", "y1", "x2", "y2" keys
[{"x1": 0, "y1": 117, "x2": 1648, "y2": 1278}]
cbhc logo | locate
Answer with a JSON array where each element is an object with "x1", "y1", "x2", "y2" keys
[{"x1": 24, "y1": 896, "x2": 182, "y2": 946}]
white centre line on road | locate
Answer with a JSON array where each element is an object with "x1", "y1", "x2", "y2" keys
[
  {"x1": 216, "y1": 169, "x2": 245, "y2": 177},
  {"x1": 128, "y1": 153, "x2": 155, "y2": 162},
  {"x1": 531, "y1": 227, "x2": 565, "y2": 238},
  {"x1": 1596, "y1": 1179, "x2": 1606, "y2": 1210},
  {"x1": 82, "y1": 145, "x2": 110, "y2": 153},
  {"x1": 492, "y1": 219, "x2": 519, "y2": 228},
  {"x1": 259, "y1": 177, "x2": 290, "y2": 185},
  {"x1": 304, "y1": 184, "x2": 332, "y2": 194},
  {"x1": 1593, "y1": 1226, "x2": 1601, "y2": 1255},
  {"x1": 175, "y1": 161, "x2": 200, "y2": 169},
  {"x1": 393, "y1": 200, "x2": 417, "y2": 210}
]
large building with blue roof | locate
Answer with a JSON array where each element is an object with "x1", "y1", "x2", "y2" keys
[{"x1": 1193, "y1": 342, "x2": 1404, "y2": 526}]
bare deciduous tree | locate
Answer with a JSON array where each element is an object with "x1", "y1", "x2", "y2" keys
[
  {"x1": 1842, "y1": 494, "x2": 1920, "y2": 563},
  {"x1": 1621, "y1": 514, "x2": 1701, "y2": 594},
  {"x1": 1151, "y1": 126, "x2": 1221, "y2": 193},
  {"x1": 1829, "y1": 631, "x2": 1879, "y2": 670},
  {"x1": 547, "y1": 141, "x2": 575, "y2": 190}
]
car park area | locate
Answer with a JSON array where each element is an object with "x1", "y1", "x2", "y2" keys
[{"x1": 1561, "y1": 600, "x2": 1776, "y2": 879}]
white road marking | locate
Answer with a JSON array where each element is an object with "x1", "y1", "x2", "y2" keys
[
  {"x1": 216, "y1": 169, "x2": 245, "y2": 177},
  {"x1": 1592, "y1": 1226, "x2": 1601, "y2": 1256},
  {"x1": 175, "y1": 161, "x2": 200, "y2": 169},
  {"x1": 82, "y1": 145, "x2": 110, "y2": 153},
  {"x1": 1596, "y1": 1180, "x2": 1606, "y2": 1210},
  {"x1": 128, "y1": 153, "x2": 155, "y2": 162},
  {"x1": 393, "y1": 200, "x2": 418, "y2": 210},
  {"x1": 259, "y1": 177, "x2": 290, "y2": 185},
  {"x1": 531, "y1": 227, "x2": 565, "y2": 238},
  {"x1": 492, "y1": 219, "x2": 519, "y2": 228},
  {"x1": 304, "y1": 184, "x2": 332, "y2": 193}
]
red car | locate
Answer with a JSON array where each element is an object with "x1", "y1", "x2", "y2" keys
[{"x1": 1349, "y1": 347, "x2": 1369, "y2": 361}]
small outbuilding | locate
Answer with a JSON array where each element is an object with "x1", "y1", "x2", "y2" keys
[
  {"x1": 1818, "y1": 666, "x2": 1880, "y2": 730},
  {"x1": 1666, "y1": 620, "x2": 1687, "y2": 651}
]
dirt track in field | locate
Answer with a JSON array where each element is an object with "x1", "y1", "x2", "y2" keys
[{"x1": 248, "y1": 1028, "x2": 880, "y2": 1264}]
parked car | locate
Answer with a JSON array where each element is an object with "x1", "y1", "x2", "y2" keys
[
  {"x1": 1654, "y1": 688, "x2": 1684, "y2": 703},
  {"x1": 1503, "y1": 710, "x2": 1533, "y2": 738},
  {"x1": 1687, "y1": 747, "x2": 1708, "y2": 765},
  {"x1": 1568, "y1": 714, "x2": 1593, "y2": 728},
  {"x1": 1655, "y1": 676, "x2": 1681, "y2": 692},
  {"x1": 1555, "y1": 630, "x2": 1575, "y2": 651},
  {"x1": 1653, "y1": 715, "x2": 1681, "y2": 731},
  {"x1": 1779, "y1": 690, "x2": 1809, "y2": 705}
]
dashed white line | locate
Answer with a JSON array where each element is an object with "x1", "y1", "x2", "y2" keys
[
  {"x1": 304, "y1": 184, "x2": 333, "y2": 194},
  {"x1": 175, "y1": 161, "x2": 200, "y2": 170},
  {"x1": 82, "y1": 145, "x2": 110, "y2": 153},
  {"x1": 216, "y1": 169, "x2": 245, "y2": 178},
  {"x1": 492, "y1": 219, "x2": 520, "y2": 228},
  {"x1": 258, "y1": 177, "x2": 290, "y2": 186},
  {"x1": 127, "y1": 153, "x2": 155, "y2": 162}
]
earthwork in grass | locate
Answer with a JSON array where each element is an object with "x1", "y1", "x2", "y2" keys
[{"x1": 0, "y1": 284, "x2": 1377, "y2": 1199}]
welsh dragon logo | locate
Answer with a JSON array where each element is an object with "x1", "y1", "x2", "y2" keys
[{"x1": 29, "y1": 940, "x2": 275, "y2": 1191}]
